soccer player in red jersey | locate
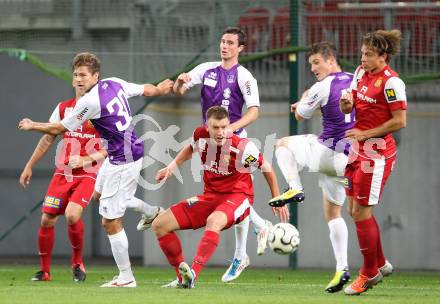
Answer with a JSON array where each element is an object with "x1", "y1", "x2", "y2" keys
[
  {"x1": 151, "y1": 106, "x2": 289, "y2": 288},
  {"x1": 20, "y1": 79, "x2": 107, "y2": 282},
  {"x1": 339, "y1": 29, "x2": 407, "y2": 295}
]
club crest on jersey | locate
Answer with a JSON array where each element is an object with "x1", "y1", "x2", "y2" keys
[
  {"x1": 385, "y1": 89, "x2": 397, "y2": 101},
  {"x1": 227, "y1": 74, "x2": 235, "y2": 83},
  {"x1": 374, "y1": 78, "x2": 383, "y2": 87}
]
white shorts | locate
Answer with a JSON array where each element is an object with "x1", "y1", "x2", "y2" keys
[
  {"x1": 285, "y1": 134, "x2": 347, "y2": 206},
  {"x1": 95, "y1": 158, "x2": 143, "y2": 219}
]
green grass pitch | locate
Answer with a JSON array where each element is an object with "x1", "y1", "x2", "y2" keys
[{"x1": 1, "y1": 265, "x2": 439, "y2": 304}]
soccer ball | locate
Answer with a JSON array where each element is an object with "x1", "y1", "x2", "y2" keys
[{"x1": 268, "y1": 223, "x2": 300, "y2": 255}]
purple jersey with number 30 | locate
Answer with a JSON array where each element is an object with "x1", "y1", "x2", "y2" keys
[{"x1": 61, "y1": 78, "x2": 145, "y2": 164}]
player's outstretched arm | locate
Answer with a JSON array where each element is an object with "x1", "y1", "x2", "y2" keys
[
  {"x1": 155, "y1": 143, "x2": 193, "y2": 183},
  {"x1": 173, "y1": 73, "x2": 191, "y2": 96},
  {"x1": 228, "y1": 106, "x2": 259, "y2": 135},
  {"x1": 19, "y1": 134, "x2": 56, "y2": 188},
  {"x1": 18, "y1": 118, "x2": 67, "y2": 136},
  {"x1": 143, "y1": 79, "x2": 174, "y2": 97},
  {"x1": 69, "y1": 149, "x2": 108, "y2": 169},
  {"x1": 260, "y1": 160, "x2": 290, "y2": 222}
]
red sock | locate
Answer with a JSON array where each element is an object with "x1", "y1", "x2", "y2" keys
[
  {"x1": 192, "y1": 230, "x2": 220, "y2": 278},
  {"x1": 68, "y1": 219, "x2": 84, "y2": 267},
  {"x1": 158, "y1": 233, "x2": 184, "y2": 280},
  {"x1": 355, "y1": 217, "x2": 379, "y2": 278},
  {"x1": 372, "y1": 216, "x2": 386, "y2": 268},
  {"x1": 38, "y1": 226, "x2": 54, "y2": 273}
]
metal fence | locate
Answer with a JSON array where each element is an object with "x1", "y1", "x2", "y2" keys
[{"x1": 0, "y1": 0, "x2": 439, "y2": 100}]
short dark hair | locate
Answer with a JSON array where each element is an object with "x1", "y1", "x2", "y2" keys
[
  {"x1": 222, "y1": 27, "x2": 247, "y2": 47},
  {"x1": 72, "y1": 52, "x2": 101, "y2": 74},
  {"x1": 362, "y1": 29, "x2": 402, "y2": 62},
  {"x1": 206, "y1": 106, "x2": 229, "y2": 121},
  {"x1": 307, "y1": 41, "x2": 339, "y2": 63}
]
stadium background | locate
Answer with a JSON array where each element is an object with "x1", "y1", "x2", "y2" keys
[{"x1": 0, "y1": 0, "x2": 439, "y2": 272}]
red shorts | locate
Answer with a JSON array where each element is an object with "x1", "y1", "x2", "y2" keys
[
  {"x1": 170, "y1": 192, "x2": 253, "y2": 230},
  {"x1": 42, "y1": 174, "x2": 96, "y2": 215},
  {"x1": 345, "y1": 154, "x2": 396, "y2": 206}
]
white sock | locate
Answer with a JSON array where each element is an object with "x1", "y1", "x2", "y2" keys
[
  {"x1": 108, "y1": 229, "x2": 135, "y2": 281},
  {"x1": 249, "y1": 207, "x2": 266, "y2": 232},
  {"x1": 126, "y1": 197, "x2": 157, "y2": 216},
  {"x1": 234, "y1": 216, "x2": 249, "y2": 260},
  {"x1": 328, "y1": 218, "x2": 349, "y2": 271},
  {"x1": 275, "y1": 146, "x2": 303, "y2": 190}
]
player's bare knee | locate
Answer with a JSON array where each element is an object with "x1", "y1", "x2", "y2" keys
[
  {"x1": 65, "y1": 212, "x2": 80, "y2": 225},
  {"x1": 92, "y1": 191, "x2": 101, "y2": 201},
  {"x1": 41, "y1": 213, "x2": 57, "y2": 227},
  {"x1": 206, "y1": 214, "x2": 226, "y2": 232},
  {"x1": 151, "y1": 216, "x2": 168, "y2": 237}
]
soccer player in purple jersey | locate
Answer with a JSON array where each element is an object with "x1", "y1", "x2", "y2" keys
[
  {"x1": 18, "y1": 52, "x2": 173, "y2": 287},
  {"x1": 270, "y1": 42, "x2": 354, "y2": 293},
  {"x1": 172, "y1": 27, "x2": 279, "y2": 283}
]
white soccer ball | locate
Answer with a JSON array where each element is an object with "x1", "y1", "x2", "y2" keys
[{"x1": 268, "y1": 223, "x2": 300, "y2": 255}]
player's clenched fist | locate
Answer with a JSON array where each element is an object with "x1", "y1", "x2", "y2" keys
[
  {"x1": 18, "y1": 118, "x2": 34, "y2": 131},
  {"x1": 157, "y1": 79, "x2": 174, "y2": 95},
  {"x1": 177, "y1": 73, "x2": 191, "y2": 84},
  {"x1": 155, "y1": 166, "x2": 173, "y2": 182},
  {"x1": 339, "y1": 92, "x2": 353, "y2": 114}
]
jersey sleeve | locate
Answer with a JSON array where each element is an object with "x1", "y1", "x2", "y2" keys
[
  {"x1": 185, "y1": 62, "x2": 220, "y2": 89},
  {"x1": 48, "y1": 104, "x2": 61, "y2": 123},
  {"x1": 61, "y1": 94, "x2": 101, "y2": 131},
  {"x1": 241, "y1": 140, "x2": 263, "y2": 169},
  {"x1": 237, "y1": 66, "x2": 260, "y2": 108},
  {"x1": 295, "y1": 81, "x2": 329, "y2": 119},
  {"x1": 105, "y1": 77, "x2": 144, "y2": 98},
  {"x1": 384, "y1": 77, "x2": 407, "y2": 111}
]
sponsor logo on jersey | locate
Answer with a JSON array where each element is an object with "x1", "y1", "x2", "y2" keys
[
  {"x1": 385, "y1": 89, "x2": 397, "y2": 101},
  {"x1": 227, "y1": 74, "x2": 235, "y2": 83},
  {"x1": 245, "y1": 81, "x2": 251, "y2": 96},
  {"x1": 43, "y1": 196, "x2": 62, "y2": 209},
  {"x1": 203, "y1": 78, "x2": 217, "y2": 88},
  {"x1": 356, "y1": 92, "x2": 377, "y2": 104},
  {"x1": 202, "y1": 164, "x2": 232, "y2": 175},
  {"x1": 76, "y1": 107, "x2": 89, "y2": 121},
  {"x1": 186, "y1": 196, "x2": 199, "y2": 207},
  {"x1": 244, "y1": 155, "x2": 257, "y2": 165},
  {"x1": 374, "y1": 77, "x2": 383, "y2": 87}
]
